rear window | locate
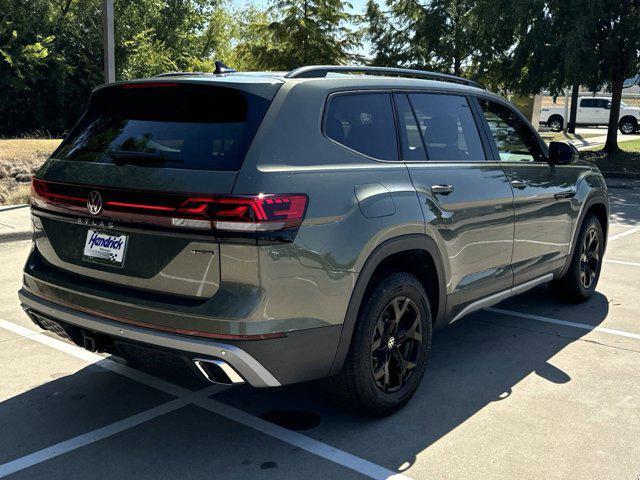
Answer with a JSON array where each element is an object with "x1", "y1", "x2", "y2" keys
[
  {"x1": 408, "y1": 93, "x2": 485, "y2": 161},
  {"x1": 53, "y1": 84, "x2": 271, "y2": 171},
  {"x1": 324, "y1": 93, "x2": 398, "y2": 160}
]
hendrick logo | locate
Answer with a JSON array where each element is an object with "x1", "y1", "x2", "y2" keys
[
  {"x1": 87, "y1": 191, "x2": 103, "y2": 215},
  {"x1": 88, "y1": 232, "x2": 123, "y2": 250}
]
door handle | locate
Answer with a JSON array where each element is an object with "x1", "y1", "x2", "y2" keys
[
  {"x1": 431, "y1": 184, "x2": 454, "y2": 195},
  {"x1": 511, "y1": 179, "x2": 528, "y2": 190},
  {"x1": 554, "y1": 190, "x2": 576, "y2": 200}
]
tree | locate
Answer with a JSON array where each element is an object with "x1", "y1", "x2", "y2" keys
[
  {"x1": 243, "y1": 0, "x2": 360, "y2": 70},
  {"x1": 588, "y1": 0, "x2": 640, "y2": 152},
  {"x1": 502, "y1": 0, "x2": 598, "y2": 132},
  {"x1": 501, "y1": 0, "x2": 640, "y2": 151},
  {"x1": 0, "y1": 0, "x2": 247, "y2": 137},
  {"x1": 364, "y1": 0, "x2": 405, "y2": 67},
  {"x1": 363, "y1": 0, "x2": 512, "y2": 88}
]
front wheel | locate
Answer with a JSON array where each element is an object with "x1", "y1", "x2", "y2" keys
[
  {"x1": 324, "y1": 272, "x2": 432, "y2": 416},
  {"x1": 548, "y1": 116, "x2": 563, "y2": 132},
  {"x1": 549, "y1": 214, "x2": 604, "y2": 302}
]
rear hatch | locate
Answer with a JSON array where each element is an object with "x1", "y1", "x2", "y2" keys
[{"x1": 31, "y1": 79, "x2": 280, "y2": 299}]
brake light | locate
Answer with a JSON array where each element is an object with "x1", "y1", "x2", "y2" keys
[
  {"x1": 208, "y1": 195, "x2": 308, "y2": 231},
  {"x1": 30, "y1": 179, "x2": 308, "y2": 235},
  {"x1": 31, "y1": 178, "x2": 85, "y2": 208}
]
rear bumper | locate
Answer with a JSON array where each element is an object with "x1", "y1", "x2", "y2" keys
[
  {"x1": 19, "y1": 286, "x2": 342, "y2": 387},
  {"x1": 20, "y1": 288, "x2": 283, "y2": 387}
]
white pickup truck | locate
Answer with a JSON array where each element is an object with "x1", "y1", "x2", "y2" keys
[{"x1": 540, "y1": 97, "x2": 640, "y2": 134}]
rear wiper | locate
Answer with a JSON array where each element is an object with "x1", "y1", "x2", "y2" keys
[{"x1": 108, "y1": 151, "x2": 183, "y2": 165}]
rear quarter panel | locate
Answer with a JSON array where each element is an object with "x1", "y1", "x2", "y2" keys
[{"x1": 234, "y1": 81, "x2": 438, "y2": 328}]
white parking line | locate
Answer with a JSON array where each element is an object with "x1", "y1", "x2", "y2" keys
[
  {"x1": 0, "y1": 319, "x2": 188, "y2": 398},
  {"x1": 487, "y1": 308, "x2": 640, "y2": 340},
  {"x1": 0, "y1": 318, "x2": 411, "y2": 480},
  {"x1": 609, "y1": 226, "x2": 640, "y2": 242},
  {"x1": 0, "y1": 397, "x2": 191, "y2": 478},
  {"x1": 194, "y1": 398, "x2": 411, "y2": 480},
  {"x1": 609, "y1": 222, "x2": 640, "y2": 228},
  {"x1": 610, "y1": 201, "x2": 640, "y2": 208},
  {"x1": 605, "y1": 259, "x2": 640, "y2": 267}
]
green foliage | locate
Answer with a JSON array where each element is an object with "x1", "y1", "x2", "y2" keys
[
  {"x1": 241, "y1": 0, "x2": 361, "y2": 70},
  {"x1": 364, "y1": 0, "x2": 503, "y2": 83},
  {"x1": 0, "y1": 0, "x2": 261, "y2": 137},
  {"x1": 504, "y1": 0, "x2": 640, "y2": 151}
]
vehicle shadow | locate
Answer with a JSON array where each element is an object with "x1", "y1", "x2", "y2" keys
[
  {"x1": 214, "y1": 289, "x2": 611, "y2": 475},
  {"x1": 0, "y1": 289, "x2": 610, "y2": 479}
]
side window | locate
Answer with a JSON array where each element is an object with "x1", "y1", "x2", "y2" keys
[
  {"x1": 580, "y1": 99, "x2": 594, "y2": 108},
  {"x1": 479, "y1": 98, "x2": 545, "y2": 163},
  {"x1": 408, "y1": 93, "x2": 485, "y2": 161},
  {"x1": 598, "y1": 99, "x2": 612, "y2": 109},
  {"x1": 394, "y1": 93, "x2": 427, "y2": 160},
  {"x1": 324, "y1": 93, "x2": 398, "y2": 160}
]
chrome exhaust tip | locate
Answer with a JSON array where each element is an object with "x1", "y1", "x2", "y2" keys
[{"x1": 193, "y1": 358, "x2": 245, "y2": 385}]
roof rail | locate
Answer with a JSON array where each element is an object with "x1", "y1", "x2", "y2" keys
[{"x1": 285, "y1": 65, "x2": 483, "y2": 89}]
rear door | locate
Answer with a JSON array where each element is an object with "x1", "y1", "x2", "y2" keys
[
  {"x1": 579, "y1": 98, "x2": 600, "y2": 124},
  {"x1": 32, "y1": 82, "x2": 274, "y2": 298},
  {"x1": 396, "y1": 92, "x2": 515, "y2": 313},
  {"x1": 476, "y1": 97, "x2": 576, "y2": 285}
]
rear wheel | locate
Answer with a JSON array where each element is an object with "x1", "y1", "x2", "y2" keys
[
  {"x1": 325, "y1": 272, "x2": 432, "y2": 416},
  {"x1": 549, "y1": 214, "x2": 604, "y2": 302},
  {"x1": 619, "y1": 117, "x2": 637, "y2": 135}
]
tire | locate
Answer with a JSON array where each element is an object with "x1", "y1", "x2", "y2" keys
[
  {"x1": 549, "y1": 214, "x2": 604, "y2": 302},
  {"x1": 324, "y1": 272, "x2": 432, "y2": 417},
  {"x1": 619, "y1": 118, "x2": 637, "y2": 135},
  {"x1": 548, "y1": 116, "x2": 563, "y2": 132}
]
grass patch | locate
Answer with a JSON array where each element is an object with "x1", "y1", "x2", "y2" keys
[
  {"x1": 580, "y1": 138, "x2": 640, "y2": 177},
  {"x1": 539, "y1": 132, "x2": 601, "y2": 144},
  {"x1": 0, "y1": 138, "x2": 61, "y2": 205}
]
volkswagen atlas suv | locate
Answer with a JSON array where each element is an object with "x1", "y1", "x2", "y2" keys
[{"x1": 20, "y1": 65, "x2": 609, "y2": 416}]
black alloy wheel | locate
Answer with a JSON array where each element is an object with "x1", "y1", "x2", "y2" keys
[
  {"x1": 579, "y1": 226, "x2": 600, "y2": 289},
  {"x1": 370, "y1": 296, "x2": 422, "y2": 393}
]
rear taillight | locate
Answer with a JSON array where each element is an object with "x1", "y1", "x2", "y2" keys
[
  {"x1": 30, "y1": 179, "x2": 308, "y2": 235},
  {"x1": 206, "y1": 195, "x2": 308, "y2": 231}
]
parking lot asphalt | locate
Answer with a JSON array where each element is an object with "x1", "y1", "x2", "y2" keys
[{"x1": 1, "y1": 184, "x2": 639, "y2": 479}]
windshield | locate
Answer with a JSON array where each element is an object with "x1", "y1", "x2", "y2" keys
[{"x1": 53, "y1": 84, "x2": 271, "y2": 171}]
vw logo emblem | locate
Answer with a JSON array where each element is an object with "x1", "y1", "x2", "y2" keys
[{"x1": 87, "y1": 191, "x2": 103, "y2": 215}]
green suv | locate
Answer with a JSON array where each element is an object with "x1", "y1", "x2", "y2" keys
[{"x1": 20, "y1": 65, "x2": 609, "y2": 416}]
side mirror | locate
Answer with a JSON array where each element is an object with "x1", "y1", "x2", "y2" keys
[
  {"x1": 605, "y1": 102, "x2": 612, "y2": 110},
  {"x1": 548, "y1": 141, "x2": 578, "y2": 165}
]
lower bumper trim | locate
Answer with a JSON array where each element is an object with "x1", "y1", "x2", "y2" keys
[{"x1": 19, "y1": 288, "x2": 281, "y2": 388}]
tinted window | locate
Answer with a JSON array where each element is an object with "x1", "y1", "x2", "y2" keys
[
  {"x1": 408, "y1": 93, "x2": 485, "y2": 161},
  {"x1": 598, "y1": 99, "x2": 612, "y2": 109},
  {"x1": 325, "y1": 93, "x2": 397, "y2": 160},
  {"x1": 394, "y1": 93, "x2": 426, "y2": 160},
  {"x1": 54, "y1": 85, "x2": 271, "y2": 171},
  {"x1": 581, "y1": 99, "x2": 595, "y2": 108},
  {"x1": 479, "y1": 98, "x2": 545, "y2": 162}
]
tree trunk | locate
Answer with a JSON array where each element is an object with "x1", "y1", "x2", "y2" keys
[
  {"x1": 603, "y1": 75, "x2": 624, "y2": 153},
  {"x1": 567, "y1": 83, "x2": 579, "y2": 134}
]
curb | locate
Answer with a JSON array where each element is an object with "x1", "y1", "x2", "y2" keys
[
  {"x1": 0, "y1": 230, "x2": 32, "y2": 244},
  {"x1": 0, "y1": 204, "x2": 31, "y2": 243}
]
